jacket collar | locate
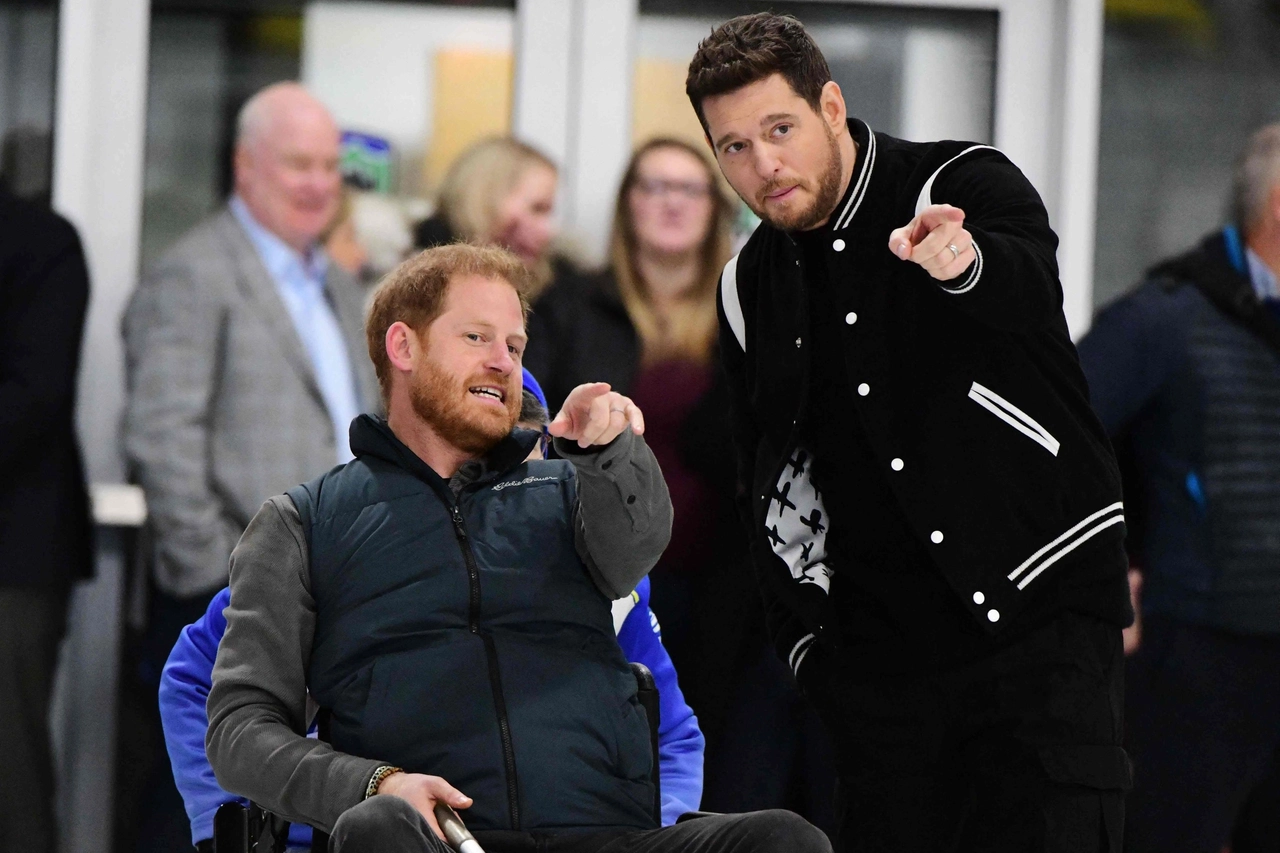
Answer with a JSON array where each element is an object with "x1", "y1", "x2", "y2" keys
[
  {"x1": 1149, "y1": 230, "x2": 1280, "y2": 355},
  {"x1": 229, "y1": 195, "x2": 328, "y2": 285},
  {"x1": 216, "y1": 207, "x2": 328, "y2": 410},
  {"x1": 829, "y1": 118, "x2": 877, "y2": 232},
  {"x1": 1150, "y1": 229, "x2": 1253, "y2": 302},
  {"x1": 350, "y1": 414, "x2": 541, "y2": 496}
]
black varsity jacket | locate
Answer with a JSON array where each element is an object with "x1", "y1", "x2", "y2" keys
[{"x1": 718, "y1": 120, "x2": 1129, "y2": 677}]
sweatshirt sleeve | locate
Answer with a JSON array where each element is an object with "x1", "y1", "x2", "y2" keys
[
  {"x1": 917, "y1": 149, "x2": 1064, "y2": 332},
  {"x1": 205, "y1": 495, "x2": 384, "y2": 833},
  {"x1": 615, "y1": 578, "x2": 705, "y2": 824},
  {"x1": 556, "y1": 428, "x2": 673, "y2": 600},
  {"x1": 159, "y1": 587, "x2": 240, "y2": 845}
]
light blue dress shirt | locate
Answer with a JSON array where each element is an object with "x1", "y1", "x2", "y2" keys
[
  {"x1": 1247, "y1": 247, "x2": 1280, "y2": 301},
  {"x1": 230, "y1": 197, "x2": 361, "y2": 463}
]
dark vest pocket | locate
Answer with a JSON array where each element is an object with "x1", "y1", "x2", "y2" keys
[{"x1": 344, "y1": 638, "x2": 511, "y2": 829}]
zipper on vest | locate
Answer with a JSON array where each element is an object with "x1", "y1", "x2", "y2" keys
[
  {"x1": 451, "y1": 506, "x2": 482, "y2": 632},
  {"x1": 449, "y1": 503, "x2": 522, "y2": 829}
]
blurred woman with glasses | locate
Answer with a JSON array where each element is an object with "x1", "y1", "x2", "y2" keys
[{"x1": 525, "y1": 138, "x2": 835, "y2": 831}]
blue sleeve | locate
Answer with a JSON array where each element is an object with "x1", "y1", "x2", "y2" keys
[
  {"x1": 159, "y1": 587, "x2": 241, "y2": 845},
  {"x1": 616, "y1": 577, "x2": 705, "y2": 825},
  {"x1": 1076, "y1": 281, "x2": 1186, "y2": 436},
  {"x1": 159, "y1": 588, "x2": 314, "y2": 848}
]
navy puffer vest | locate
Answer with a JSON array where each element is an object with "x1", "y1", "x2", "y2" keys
[{"x1": 288, "y1": 415, "x2": 656, "y2": 832}]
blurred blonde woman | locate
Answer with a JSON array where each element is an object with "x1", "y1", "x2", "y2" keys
[{"x1": 414, "y1": 136, "x2": 560, "y2": 299}]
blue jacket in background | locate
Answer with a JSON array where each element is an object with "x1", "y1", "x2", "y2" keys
[
  {"x1": 1077, "y1": 227, "x2": 1280, "y2": 633},
  {"x1": 159, "y1": 577, "x2": 703, "y2": 846}
]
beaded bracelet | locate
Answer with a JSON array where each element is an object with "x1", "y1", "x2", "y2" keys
[{"x1": 365, "y1": 765, "x2": 403, "y2": 800}]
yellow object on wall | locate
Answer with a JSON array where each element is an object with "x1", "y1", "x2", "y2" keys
[
  {"x1": 632, "y1": 58, "x2": 706, "y2": 151},
  {"x1": 426, "y1": 49, "x2": 513, "y2": 189},
  {"x1": 1104, "y1": 0, "x2": 1213, "y2": 37}
]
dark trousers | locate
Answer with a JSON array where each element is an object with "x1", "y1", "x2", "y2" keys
[
  {"x1": 115, "y1": 585, "x2": 220, "y2": 853},
  {"x1": 0, "y1": 585, "x2": 70, "y2": 853},
  {"x1": 650, "y1": 565, "x2": 839, "y2": 838},
  {"x1": 1124, "y1": 615, "x2": 1280, "y2": 853},
  {"x1": 332, "y1": 798, "x2": 830, "y2": 853},
  {"x1": 703, "y1": 644, "x2": 837, "y2": 839},
  {"x1": 803, "y1": 611, "x2": 1129, "y2": 853}
]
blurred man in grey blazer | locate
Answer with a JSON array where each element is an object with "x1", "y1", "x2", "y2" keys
[{"x1": 123, "y1": 81, "x2": 378, "y2": 617}]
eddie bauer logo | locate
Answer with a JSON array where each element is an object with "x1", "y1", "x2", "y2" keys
[{"x1": 492, "y1": 475, "x2": 557, "y2": 491}]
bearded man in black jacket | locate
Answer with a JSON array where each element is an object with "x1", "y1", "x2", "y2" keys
[{"x1": 687, "y1": 13, "x2": 1133, "y2": 852}]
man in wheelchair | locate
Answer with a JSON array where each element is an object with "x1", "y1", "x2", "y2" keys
[
  {"x1": 160, "y1": 375, "x2": 706, "y2": 851},
  {"x1": 205, "y1": 244, "x2": 829, "y2": 853}
]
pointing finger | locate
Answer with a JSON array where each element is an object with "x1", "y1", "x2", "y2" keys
[
  {"x1": 579, "y1": 391, "x2": 614, "y2": 447},
  {"x1": 916, "y1": 204, "x2": 965, "y2": 230},
  {"x1": 574, "y1": 382, "x2": 611, "y2": 398}
]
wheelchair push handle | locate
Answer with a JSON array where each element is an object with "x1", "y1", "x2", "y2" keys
[{"x1": 434, "y1": 802, "x2": 486, "y2": 853}]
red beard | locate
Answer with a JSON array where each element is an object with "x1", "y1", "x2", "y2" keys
[{"x1": 409, "y1": 356, "x2": 520, "y2": 457}]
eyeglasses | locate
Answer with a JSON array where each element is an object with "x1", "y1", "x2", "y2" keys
[{"x1": 634, "y1": 178, "x2": 713, "y2": 200}]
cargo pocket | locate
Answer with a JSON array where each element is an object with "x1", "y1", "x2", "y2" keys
[{"x1": 1038, "y1": 745, "x2": 1132, "y2": 853}]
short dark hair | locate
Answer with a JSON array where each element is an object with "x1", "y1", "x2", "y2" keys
[
  {"x1": 365, "y1": 242, "x2": 532, "y2": 407},
  {"x1": 685, "y1": 13, "x2": 831, "y2": 136}
]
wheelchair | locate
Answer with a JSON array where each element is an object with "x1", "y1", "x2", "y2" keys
[{"x1": 210, "y1": 662, "x2": 664, "y2": 853}]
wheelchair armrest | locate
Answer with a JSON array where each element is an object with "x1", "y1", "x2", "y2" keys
[
  {"x1": 211, "y1": 709, "x2": 333, "y2": 851},
  {"x1": 213, "y1": 800, "x2": 290, "y2": 853},
  {"x1": 629, "y1": 662, "x2": 662, "y2": 826}
]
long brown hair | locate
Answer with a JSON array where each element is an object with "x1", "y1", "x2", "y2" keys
[{"x1": 609, "y1": 138, "x2": 733, "y2": 364}]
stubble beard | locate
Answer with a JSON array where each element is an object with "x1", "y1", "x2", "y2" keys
[
  {"x1": 751, "y1": 123, "x2": 844, "y2": 232},
  {"x1": 409, "y1": 354, "x2": 520, "y2": 457}
]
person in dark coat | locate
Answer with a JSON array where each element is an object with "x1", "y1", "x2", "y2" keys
[
  {"x1": 1076, "y1": 122, "x2": 1280, "y2": 853},
  {"x1": 524, "y1": 138, "x2": 836, "y2": 834},
  {"x1": 689, "y1": 13, "x2": 1132, "y2": 851},
  {"x1": 0, "y1": 186, "x2": 93, "y2": 853}
]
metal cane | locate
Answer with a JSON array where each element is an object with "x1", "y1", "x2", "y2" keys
[{"x1": 433, "y1": 803, "x2": 486, "y2": 853}]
